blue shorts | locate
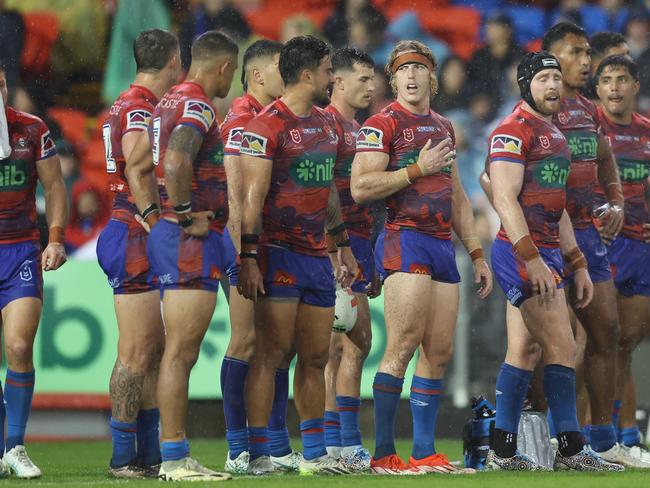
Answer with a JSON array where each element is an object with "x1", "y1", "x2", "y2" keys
[
  {"x1": 572, "y1": 225, "x2": 611, "y2": 284},
  {"x1": 608, "y1": 236, "x2": 650, "y2": 297},
  {"x1": 0, "y1": 241, "x2": 42, "y2": 309},
  {"x1": 492, "y1": 238, "x2": 565, "y2": 308},
  {"x1": 223, "y1": 227, "x2": 239, "y2": 287},
  {"x1": 258, "y1": 245, "x2": 335, "y2": 308},
  {"x1": 350, "y1": 234, "x2": 375, "y2": 294},
  {"x1": 96, "y1": 219, "x2": 156, "y2": 294},
  {"x1": 374, "y1": 228, "x2": 460, "y2": 283},
  {"x1": 147, "y1": 220, "x2": 230, "y2": 293}
]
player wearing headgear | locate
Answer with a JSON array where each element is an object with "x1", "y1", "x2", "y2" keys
[
  {"x1": 351, "y1": 40, "x2": 492, "y2": 475},
  {"x1": 542, "y1": 22, "x2": 624, "y2": 456},
  {"x1": 219, "y1": 39, "x2": 303, "y2": 474},
  {"x1": 132, "y1": 30, "x2": 238, "y2": 481},
  {"x1": 595, "y1": 55, "x2": 650, "y2": 467},
  {"x1": 485, "y1": 50, "x2": 621, "y2": 472},
  {"x1": 238, "y1": 35, "x2": 357, "y2": 476},
  {"x1": 322, "y1": 46, "x2": 376, "y2": 472},
  {"x1": 97, "y1": 29, "x2": 180, "y2": 479},
  {"x1": 0, "y1": 65, "x2": 67, "y2": 480},
  {"x1": 583, "y1": 31, "x2": 630, "y2": 101}
]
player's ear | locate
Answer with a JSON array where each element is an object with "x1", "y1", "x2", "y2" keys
[
  {"x1": 219, "y1": 59, "x2": 233, "y2": 76},
  {"x1": 252, "y1": 67, "x2": 263, "y2": 85},
  {"x1": 334, "y1": 74, "x2": 344, "y2": 90},
  {"x1": 301, "y1": 68, "x2": 313, "y2": 85}
]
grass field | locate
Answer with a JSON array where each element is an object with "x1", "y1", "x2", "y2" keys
[{"x1": 8, "y1": 439, "x2": 649, "y2": 487}]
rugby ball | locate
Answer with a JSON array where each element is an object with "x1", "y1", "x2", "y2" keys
[{"x1": 333, "y1": 287, "x2": 358, "y2": 333}]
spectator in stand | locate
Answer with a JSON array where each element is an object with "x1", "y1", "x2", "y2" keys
[
  {"x1": 323, "y1": 0, "x2": 386, "y2": 49},
  {"x1": 102, "y1": 0, "x2": 170, "y2": 105},
  {"x1": 179, "y1": 0, "x2": 251, "y2": 70},
  {"x1": 625, "y1": 12, "x2": 650, "y2": 58},
  {"x1": 280, "y1": 14, "x2": 321, "y2": 43},
  {"x1": 467, "y1": 14, "x2": 523, "y2": 109},
  {"x1": 600, "y1": 0, "x2": 630, "y2": 32},
  {"x1": 64, "y1": 179, "x2": 109, "y2": 256},
  {"x1": 347, "y1": 12, "x2": 388, "y2": 66},
  {"x1": 493, "y1": 61, "x2": 521, "y2": 121},
  {"x1": 552, "y1": 0, "x2": 588, "y2": 27},
  {"x1": 432, "y1": 55, "x2": 469, "y2": 114},
  {"x1": 447, "y1": 114, "x2": 485, "y2": 203},
  {"x1": 0, "y1": 1, "x2": 24, "y2": 86}
]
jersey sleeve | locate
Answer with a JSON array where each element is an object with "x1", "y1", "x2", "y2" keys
[
  {"x1": 35, "y1": 119, "x2": 57, "y2": 161},
  {"x1": 356, "y1": 113, "x2": 393, "y2": 154},
  {"x1": 239, "y1": 115, "x2": 278, "y2": 160},
  {"x1": 177, "y1": 98, "x2": 217, "y2": 135},
  {"x1": 122, "y1": 104, "x2": 153, "y2": 135},
  {"x1": 220, "y1": 111, "x2": 254, "y2": 156},
  {"x1": 488, "y1": 122, "x2": 529, "y2": 165}
]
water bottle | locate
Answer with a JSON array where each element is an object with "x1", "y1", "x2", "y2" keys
[{"x1": 463, "y1": 396, "x2": 496, "y2": 470}]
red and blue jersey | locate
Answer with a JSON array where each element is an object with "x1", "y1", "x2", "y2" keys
[
  {"x1": 553, "y1": 93, "x2": 601, "y2": 229},
  {"x1": 220, "y1": 93, "x2": 264, "y2": 156},
  {"x1": 149, "y1": 81, "x2": 228, "y2": 231},
  {"x1": 240, "y1": 99, "x2": 339, "y2": 256},
  {"x1": 488, "y1": 105, "x2": 571, "y2": 248},
  {"x1": 0, "y1": 107, "x2": 57, "y2": 244},
  {"x1": 103, "y1": 84, "x2": 160, "y2": 227},
  {"x1": 598, "y1": 108, "x2": 650, "y2": 241},
  {"x1": 325, "y1": 104, "x2": 373, "y2": 238},
  {"x1": 356, "y1": 101, "x2": 454, "y2": 240}
]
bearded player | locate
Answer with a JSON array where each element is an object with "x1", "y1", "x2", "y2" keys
[
  {"x1": 97, "y1": 29, "x2": 180, "y2": 478},
  {"x1": 541, "y1": 22, "x2": 625, "y2": 459},
  {"x1": 351, "y1": 40, "x2": 492, "y2": 475},
  {"x1": 238, "y1": 35, "x2": 357, "y2": 476},
  {"x1": 0, "y1": 65, "x2": 67, "y2": 479},
  {"x1": 132, "y1": 31, "x2": 238, "y2": 481},
  {"x1": 322, "y1": 47, "x2": 376, "y2": 472},
  {"x1": 219, "y1": 39, "x2": 302, "y2": 473},
  {"x1": 484, "y1": 51, "x2": 622, "y2": 472},
  {"x1": 595, "y1": 55, "x2": 650, "y2": 466}
]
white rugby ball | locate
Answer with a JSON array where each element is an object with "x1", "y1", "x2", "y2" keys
[{"x1": 333, "y1": 287, "x2": 358, "y2": 333}]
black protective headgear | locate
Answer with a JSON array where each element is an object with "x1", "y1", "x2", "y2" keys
[{"x1": 517, "y1": 51, "x2": 562, "y2": 112}]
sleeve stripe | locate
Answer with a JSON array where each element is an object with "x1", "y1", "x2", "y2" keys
[
  {"x1": 178, "y1": 122, "x2": 206, "y2": 134},
  {"x1": 489, "y1": 156, "x2": 525, "y2": 165}
]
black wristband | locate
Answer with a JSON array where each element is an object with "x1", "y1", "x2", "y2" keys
[
  {"x1": 327, "y1": 223, "x2": 346, "y2": 236},
  {"x1": 336, "y1": 239, "x2": 351, "y2": 247},
  {"x1": 173, "y1": 202, "x2": 192, "y2": 214},
  {"x1": 141, "y1": 203, "x2": 159, "y2": 220},
  {"x1": 241, "y1": 233, "x2": 260, "y2": 245},
  {"x1": 178, "y1": 216, "x2": 193, "y2": 228},
  {"x1": 239, "y1": 251, "x2": 258, "y2": 260}
]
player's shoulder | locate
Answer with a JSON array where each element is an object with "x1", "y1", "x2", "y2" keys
[
  {"x1": 632, "y1": 111, "x2": 650, "y2": 129},
  {"x1": 362, "y1": 102, "x2": 398, "y2": 129},
  {"x1": 430, "y1": 109, "x2": 454, "y2": 132},
  {"x1": 576, "y1": 92, "x2": 598, "y2": 114},
  {"x1": 491, "y1": 108, "x2": 531, "y2": 136},
  {"x1": 7, "y1": 107, "x2": 46, "y2": 129}
]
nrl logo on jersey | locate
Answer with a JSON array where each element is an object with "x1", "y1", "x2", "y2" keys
[
  {"x1": 344, "y1": 132, "x2": 354, "y2": 146},
  {"x1": 183, "y1": 100, "x2": 215, "y2": 131},
  {"x1": 239, "y1": 132, "x2": 268, "y2": 156},
  {"x1": 356, "y1": 127, "x2": 383, "y2": 149},
  {"x1": 225, "y1": 127, "x2": 244, "y2": 150},
  {"x1": 539, "y1": 135, "x2": 550, "y2": 149},
  {"x1": 290, "y1": 129, "x2": 301, "y2": 144},
  {"x1": 490, "y1": 134, "x2": 522, "y2": 155},
  {"x1": 126, "y1": 110, "x2": 151, "y2": 131},
  {"x1": 403, "y1": 128, "x2": 414, "y2": 142}
]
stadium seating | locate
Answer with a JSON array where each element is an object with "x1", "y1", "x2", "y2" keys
[{"x1": 20, "y1": 12, "x2": 60, "y2": 76}]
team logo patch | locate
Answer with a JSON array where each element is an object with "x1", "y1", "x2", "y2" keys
[
  {"x1": 403, "y1": 128, "x2": 414, "y2": 142},
  {"x1": 344, "y1": 132, "x2": 353, "y2": 146},
  {"x1": 490, "y1": 134, "x2": 522, "y2": 155},
  {"x1": 40, "y1": 131, "x2": 56, "y2": 158},
  {"x1": 356, "y1": 127, "x2": 383, "y2": 149},
  {"x1": 182, "y1": 100, "x2": 215, "y2": 132},
  {"x1": 290, "y1": 129, "x2": 301, "y2": 144},
  {"x1": 539, "y1": 135, "x2": 550, "y2": 149},
  {"x1": 126, "y1": 110, "x2": 151, "y2": 131},
  {"x1": 239, "y1": 132, "x2": 268, "y2": 156},
  {"x1": 557, "y1": 112, "x2": 568, "y2": 125},
  {"x1": 19, "y1": 260, "x2": 33, "y2": 282},
  {"x1": 225, "y1": 127, "x2": 244, "y2": 150}
]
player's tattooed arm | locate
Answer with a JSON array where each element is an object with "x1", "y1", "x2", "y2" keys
[
  {"x1": 124, "y1": 131, "x2": 161, "y2": 219},
  {"x1": 326, "y1": 181, "x2": 344, "y2": 230},
  {"x1": 165, "y1": 125, "x2": 204, "y2": 206},
  {"x1": 327, "y1": 181, "x2": 358, "y2": 287}
]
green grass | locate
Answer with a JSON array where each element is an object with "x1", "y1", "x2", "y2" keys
[{"x1": 8, "y1": 439, "x2": 648, "y2": 487}]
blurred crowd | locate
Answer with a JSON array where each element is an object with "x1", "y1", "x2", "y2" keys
[{"x1": 2, "y1": 0, "x2": 650, "y2": 387}]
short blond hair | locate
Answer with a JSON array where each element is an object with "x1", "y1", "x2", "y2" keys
[{"x1": 386, "y1": 40, "x2": 438, "y2": 98}]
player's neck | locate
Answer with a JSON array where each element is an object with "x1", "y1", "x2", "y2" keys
[
  {"x1": 132, "y1": 72, "x2": 171, "y2": 100},
  {"x1": 396, "y1": 95, "x2": 429, "y2": 115},
  {"x1": 185, "y1": 69, "x2": 218, "y2": 99},
  {"x1": 280, "y1": 88, "x2": 314, "y2": 117},
  {"x1": 247, "y1": 84, "x2": 275, "y2": 107},
  {"x1": 521, "y1": 101, "x2": 552, "y2": 123},
  {"x1": 329, "y1": 96, "x2": 356, "y2": 121},
  {"x1": 561, "y1": 83, "x2": 578, "y2": 99},
  {"x1": 604, "y1": 108, "x2": 633, "y2": 125}
]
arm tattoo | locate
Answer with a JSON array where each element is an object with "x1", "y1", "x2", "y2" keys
[
  {"x1": 168, "y1": 125, "x2": 204, "y2": 162},
  {"x1": 326, "y1": 180, "x2": 344, "y2": 230}
]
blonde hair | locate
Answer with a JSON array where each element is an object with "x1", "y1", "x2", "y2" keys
[{"x1": 386, "y1": 40, "x2": 438, "y2": 98}]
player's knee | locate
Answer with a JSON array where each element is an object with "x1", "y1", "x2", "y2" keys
[
  {"x1": 588, "y1": 319, "x2": 620, "y2": 355},
  {"x1": 5, "y1": 339, "x2": 33, "y2": 366},
  {"x1": 299, "y1": 348, "x2": 330, "y2": 370},
  {"x1": 329, "y1": 338, "x2": 343, "y2": 363},
  {"x1": 226, "y1": 333, "x2": 256, "y2": 362}
]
